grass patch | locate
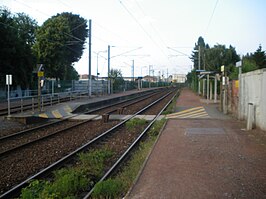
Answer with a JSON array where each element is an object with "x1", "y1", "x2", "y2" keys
[
  {"x1": 91, "y1": 119, "x2": 166, "y2": 198},
  {"x1": 126, "y1": 118, "x2": 147, "y2": 130},
  {"x1": 20, "y1": 149, "x2": 114, "y2": 199},
  {"x1": 162, "y1": 93, "x2": 178, "y2": 115}
]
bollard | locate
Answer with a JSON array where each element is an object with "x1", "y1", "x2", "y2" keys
[{"x1": 246, "y1": 103, "x2": 254, "y2": 130}]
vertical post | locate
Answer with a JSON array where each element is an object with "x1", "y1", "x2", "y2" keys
[
  {"x1": 108, "y1": 45, "x2": 111, "y2": 94},
  {"x1": 203, "y1": 79, "x2": 206, "y2": 97},
  {"x1": 247, "y1": 103, "x2": 254, "y2": 130},
  {"x1": 198, "y1": 45, "x2": 201, "y2": 95},
  {"x1": 214, "y1": 74, "x2": 217, "y2": 103},
  {"x1": 88, "y1": 19, "x2": 92, "y2": 97},
  {"x1": 32, "y1": 97, "x2": 34, "y2": 112},
  {"x1": 52, "y1": 79, "x2": 54, "y2": 97},
  {"x1": 207, "y1": 74, "x2": 209, "y2": 100},
  {"x1": 21, "y1": 98, "x2": 23, "y2": 113},
  {"x1": 198, "y1": 80, "x2": 201, "y2": 95},
  {"x1": 149, "y1": 65, "x2": 151, "y2": 88},
  {"x1": 167, "y1": 68, "x2": 169, "y2": 85},
  {"x1": 38, "y1": 76, "x2": 41, "y2": 112},
  {"x1": 238, "y1": 65, "x2": 242, "y2": 120},
  {"x1": 198, "y1": 46, "x2": 200, "y2": 70},
  {"x1": 132, "y1": 60, "x2": 134, "y2": 82},
  {"x1": 210, "y1": 80, "x2": 213, "y2": 100},
  {"x1": 6, "y1": 74, "x2": 11, "y2": 116}
]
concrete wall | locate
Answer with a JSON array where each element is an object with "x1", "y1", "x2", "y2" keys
[{"x1": 239, "y1": 68, "x2": 266, "y2": 130}]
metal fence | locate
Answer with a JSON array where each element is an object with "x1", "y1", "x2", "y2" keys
[{"x1": 0, "y1": 78, "x2": 173, "y2": 103}]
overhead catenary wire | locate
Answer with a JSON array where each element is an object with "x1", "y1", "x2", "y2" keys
[
  {"x1": 118, "y1": 0, "x2": 171, "y2": 64},
  {"x1": 204, "y1": 0, "x2": 219, "y2": 36}
]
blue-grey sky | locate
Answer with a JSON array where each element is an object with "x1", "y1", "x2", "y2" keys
[{"x1": 1, "y1": 0, "x2": 266, "y2": 77}]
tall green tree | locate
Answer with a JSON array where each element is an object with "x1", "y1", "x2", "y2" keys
[
  {"x1": 0, "y1": 8, "x2": 37, "y2": 88},
  {"x1": 34, "y1": 12, "x2": 88, "y2": 80},
  {"x1": 252, "y1": 45, "x2": 266, "y2": 69},
  {"x1": 190, "y1": 36, "x2": 209, "y2": 70}
]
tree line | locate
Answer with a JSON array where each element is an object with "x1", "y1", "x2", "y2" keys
[
  {"x1": 0, "y1": 7, "x2": 88, "y2": 89},
  {"x1": 187, "y1": 36, "x2": 266, "y2": 86}
]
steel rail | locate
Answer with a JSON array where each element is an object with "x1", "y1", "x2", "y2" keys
[
  {"x1": 0, "y1": 89, "x2": 174, "y2": 199},
  {"x1": 0, "y1": 89, "x2": 160, "y2": 142},
  {"x1": 83, "y1": 89, "x2": 177, "y2": 198}
]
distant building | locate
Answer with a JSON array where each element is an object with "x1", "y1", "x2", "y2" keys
[
  {"x1": 79, "y1": 74, "x2": 97, "y2": 80},
  {"x1": 143, "y1": 75, "x2": 157, "y2": 82},
  {"x1": 172, "y1": 74, "x2": 186, "y2": 83}
]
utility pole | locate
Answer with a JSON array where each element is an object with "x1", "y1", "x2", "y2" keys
[
  {"x1": 198, "y1": 45, "x2": 201, "y2": 95},
  {"x1": 167, "y1": 68, "x2": 168, "y2": 84},
  {"x1": 108, "y1": 45, "x2": 111, "y2": 94},
  {"x1": 88, "y1": 19, "x2": 92, "y2": 97},
  {"x1": 149, "y1": 65, "x2": 151, "y2": 88},
  {"x1": 132, "y1": 60, "x2": 134, "y2": 82}
]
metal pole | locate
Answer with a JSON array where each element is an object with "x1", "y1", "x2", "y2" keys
[
  {"x1": 214, "y1": 74, "x2": 217, "y2": 103},
  {"x1": 7, "y1": 83, "x2": 10, "y2": 116},
  {"x1": 132, "y1": 60, "x2": 134, "y2": 82},
  {"x1": 88, "y1": 19, "x2": 92, "y2": 97},
  {"x1": 198, "y1": 45, "x2": 201, "y2": 95},
  {"x1": 149, "y1": 65, "x2": 151, "y2": 88},
  {"x1": 108, "y1": 45, "x2": 110, "y2": 94},
  {"x1": 238, "y1": 65, "x2": 242, "y2": 120},
  {"x1": 207, "y1": 74, "x2": 209, "y2": 100},
  {"x1": 38, "y1": 76, "x2": 41, "y2": 112},
  {"x1": 198, "y1": 46, "x2": 200, "y2": 70}
]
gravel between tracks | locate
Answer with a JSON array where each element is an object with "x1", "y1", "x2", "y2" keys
[
  {"x1": 0, "y1": 88, "x2": 176, "y2": 194},
  {"x1": 0, "y1": 120, "x2": 119, "y2": 194}
]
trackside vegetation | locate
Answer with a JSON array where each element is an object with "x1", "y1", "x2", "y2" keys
[
  {"x1": 20, "y1": 149, "x2": 114, "y2": 199},
  {"x1": 91, "y1": 118, "x2": 166, "y2": 198},
  {"x1": 19, "y1": 118, "x2": 166, "y2": 198}
]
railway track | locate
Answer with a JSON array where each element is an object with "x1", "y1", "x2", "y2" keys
[
  {"x1": 0, "y1": 89, "x2": 164, "y2": 154},
  {"x1": 0, "y1": 87, "x2": 177, "y2": 198}
]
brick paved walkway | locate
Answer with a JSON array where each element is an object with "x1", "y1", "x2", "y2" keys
[{"x1": 128, "y1": 88, "x2": 266, "y2": 199}]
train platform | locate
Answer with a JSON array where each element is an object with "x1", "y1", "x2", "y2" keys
[
  {"x1": 128, "y1": 88, "x2": 266, "y2": 199},
  {"x1": 5, "y1": 88, "x2": 159, "y2": 122}
]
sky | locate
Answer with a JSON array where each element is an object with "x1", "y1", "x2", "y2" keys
[{"x1": 1, "y1": 0, "x2": 266, "y2": 78}]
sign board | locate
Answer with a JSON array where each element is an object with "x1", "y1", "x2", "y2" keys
[
  {"x1": 221, "y1": 65, "x2": 224, "y2": 72},
  {"x1": 6, "y1": 74, "x2": 12, "y2": 85},
  {"x1": 38, "y1": 71, "x2": 44, "y2": 77},
  {"x1": 222, "y1": 76, "x2": 229, "y2": 85},
  {"x1": 235, "y1": 80, "x2": 239, "y2": 88},
  {"x1": 236, "y1": 61, "x2": 242, "y2": 67}
]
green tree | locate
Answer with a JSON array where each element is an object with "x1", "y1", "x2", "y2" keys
[
  {"x1": 190, "y1": 36, "x2": 209, "y2": 70},
  {"x1": 0, "y1": 8, "x2": 37, "y2": 88},
  {"x1": 34, "y1": 12, "x2": 88, "y2": 80},
  {"x1": 252, "y1": 45, "x2": 266, "y2": 69},
  {"x1": 109, "y1": 69, "x2": 125, "y2": 92}
]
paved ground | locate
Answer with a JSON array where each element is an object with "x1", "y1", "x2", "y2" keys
[{"x1": 128, "y1": 88, "x2": 266, "y2": 199}]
